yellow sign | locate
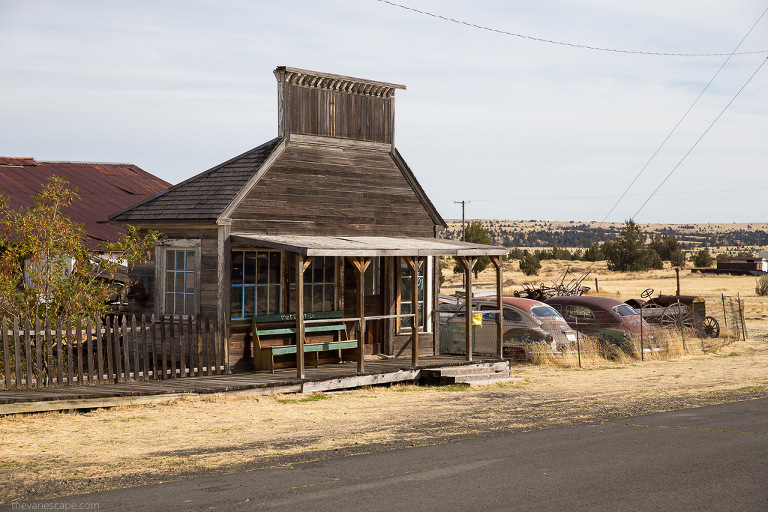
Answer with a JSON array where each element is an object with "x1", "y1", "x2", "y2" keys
[{"x1": 472, "y1": 312, "x2": 483, "y2": 326}]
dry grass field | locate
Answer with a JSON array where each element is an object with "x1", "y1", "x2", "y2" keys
[{"x1": 1, "y1": 265, "x2": 767, "y2": 503}]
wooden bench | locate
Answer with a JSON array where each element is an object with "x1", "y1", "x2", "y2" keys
[{"x1": 252, "y1": 311, "x2": 358, "y2": 372}]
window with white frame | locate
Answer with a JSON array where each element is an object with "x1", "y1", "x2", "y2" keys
[
  {"x1": 231, "y1": 250, "x2": 281, "y2": 319},
  {"x1": 290, "y1": 256, "x2": 336, "y2": 313},
  {"x1": 165, "y1": 249, "x2": 196, "y2": 315},
  {"x1": 400, "y1": 259, "x2": 429, "y2": 332}
]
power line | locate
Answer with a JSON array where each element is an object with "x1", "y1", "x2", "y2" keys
[
  {"x1": 600, "y1": 5, "x2": 768, "y2": 224},
  {"x1": 633, "y1": 56, "x2": 768, "y2": 218},
  {"x1": 377, "y1": 0, "x2": 768, "y2": 57}
]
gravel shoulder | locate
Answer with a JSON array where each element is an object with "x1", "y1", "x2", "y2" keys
[{"x1": 2, "y1": 337, "x2": 768, "y2": 504}]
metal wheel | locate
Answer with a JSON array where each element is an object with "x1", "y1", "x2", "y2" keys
[
  {"x1": 660, "y1": 304, "x2": 694, "y2": 329},
  {"x1": 702, "y1": 316, "x2": 720, "y2": 338}
]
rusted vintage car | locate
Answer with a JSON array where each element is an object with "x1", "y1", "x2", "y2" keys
[
  {"x1": 544, "y1": 296, "x2": 655, "y2": 354},
  {"x1": 440, "y1": 297, "x2": 577, "y2": 360}
]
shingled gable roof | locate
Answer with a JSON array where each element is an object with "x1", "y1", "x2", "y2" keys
[
  {"x1": 109, "y1": 137, "x2": 283, "y2": 223},
  {"x1": 111, "y1": 137, "x2": 446, "y2": 230}
]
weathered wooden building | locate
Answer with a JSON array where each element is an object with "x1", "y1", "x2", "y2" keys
[{"x1": 110, "y1": 67, "x2": 505, "y2": 375}]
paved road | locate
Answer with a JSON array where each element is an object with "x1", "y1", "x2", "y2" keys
[{"x1": 6, "y1": 398, "x2": 768, "y2": 511}]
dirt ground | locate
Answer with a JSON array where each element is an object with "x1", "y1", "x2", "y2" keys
[{"x1": 1, "y1": 266, "x2": 768, "y2": 504}]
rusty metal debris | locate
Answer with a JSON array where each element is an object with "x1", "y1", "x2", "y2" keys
[{"x1": 514, "y1": 266, "x2": 591, "y2": 301}]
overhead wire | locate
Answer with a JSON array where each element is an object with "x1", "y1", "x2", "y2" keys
[
  {"x1": 632, "y1": 56, "x2": 768, "y2": 219},
  {"x1": 376, "y1": 0, "x2": 768, "y2": 56},
  {"x1": 600, "y1": 5, "x2": 768, "y2": 224}
]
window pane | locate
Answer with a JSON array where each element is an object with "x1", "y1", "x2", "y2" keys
[
  {"x1": 401, "y1": 278, "x2": 411, "y2": 302},
  {"x1": 269, "y1": 285, "x2": 280, "y2": 314},
  {"x1": 165, "y1": 293, "x2": 174, "y2": 314},
  {"x1": 244, "y1": 286, "x2": 255, "y2": 317},
  {"x1": 313, "y1": 285, "x2": 324, "y2": 312},
  {"x1": 269, "y1": 252, "x2": 281, "y2": 284},
  {"x1": 303, "y1": 285, "x2": 312, "y2": 311},
  {"x1": 244, "y1": 252, "x2": 257, "y2": 284},
  {"x1": 175, "y1": 293, "x2": 185, "y2": 314},
  {"x1": 176, "y1": 251, "x2": 185, "y2": 270},
  {"x1": 186, "y1": 273, "x2": 194, "y2": 293},
  {"x1": 231, "y1": 287, "x2": 243, "y2": 318},
  {"x1": 324, "y1": 284, "x2": 334, "y2": 311},
  {"x1": 165, "y1": 271, "x2": 174, "y2": 293},
  {"x1": 288, "y1": 284, "x2": 296, "y2": 313},
  {"x1": 175, "y1": 274, "x2": 185, "y2": 294},
  {"x1": 325, "y1": 257, "x2": 335, "y2": 283},
  {"x1": 185, "y1": 294, "x2": 194, "y2": 314},
  {"x1": 166, "y1": 252, "x2": 175, "y2": 271},
  {"x1": 256, "y1": 285, "x2": 268, "y2": 315},
  {"x1": 231, "y1": 252, "x2": 244, "y2": 284},
  {"x1": 257, "y1": 253, "x2": 269, "y2": 284},
  {"x1": 313, "y1": 258, "x2": 324, "y2": 283},
  {"x1": 401, "y1": 302, "x2": 411, "y2": 328},
  {"x1": 185, "y1": 251, "x2": 194, "y2": 271}
]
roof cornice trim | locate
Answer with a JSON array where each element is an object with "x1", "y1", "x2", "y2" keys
[{"x1": 275, "y1": 66, "x2": 405, "y2": 99}]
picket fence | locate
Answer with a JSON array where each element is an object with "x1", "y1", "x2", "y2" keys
[{"x1": 0, "y1": 314, "x2": 226, "y2": 390}]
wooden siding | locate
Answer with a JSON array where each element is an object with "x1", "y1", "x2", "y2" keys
[
  {"x1": 229, "y1": 143, "x2": 436, "y2": 237},
  {"x1": 286, "y1": 84, "x2": 392, "y2": 143}
]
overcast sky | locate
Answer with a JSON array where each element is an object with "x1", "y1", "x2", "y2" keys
[{"x1": 1, "y1": 0, "x2": 766, "y2": 223}]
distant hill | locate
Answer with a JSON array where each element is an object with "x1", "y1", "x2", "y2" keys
[{"x1": 442, "y1": 220, "x2": 768, "y2": 249}]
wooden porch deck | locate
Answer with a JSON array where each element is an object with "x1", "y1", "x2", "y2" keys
[{"x1": 0, "y1": 355, "x2": 501, "y2": 415}]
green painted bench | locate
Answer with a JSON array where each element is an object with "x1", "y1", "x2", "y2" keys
[{"x1": 252, "y1": 311, "x2": 357, "y2": 372}]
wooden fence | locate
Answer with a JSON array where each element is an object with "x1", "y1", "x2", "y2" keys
[{"x1": 0, "y1": 315, "x2": 226, "y2": 390}]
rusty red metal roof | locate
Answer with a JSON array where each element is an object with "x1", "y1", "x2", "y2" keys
[{"x1": 0, "y1": 158, "x2": 171, "y2": 248}]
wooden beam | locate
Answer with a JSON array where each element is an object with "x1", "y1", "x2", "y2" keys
[
  {"x1": 491, "y1": 255, "x2": 504, "y2": 359},
  {"x1": 301, "y1": 256, "x2": 314, "y2": 272},
  {"x1": 457, "y1": 256, "x2": 477, "y2": 362},
  {"x1": 296, "y1": 253, "x2": 306, "y2": 379},
  {"x1": 403, "y1": 256, "x2": 422, "y2": 367}
]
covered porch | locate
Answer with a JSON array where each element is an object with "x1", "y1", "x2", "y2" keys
[{"x1": 229, "y1": 234, "x2": 507, "y2": 379}]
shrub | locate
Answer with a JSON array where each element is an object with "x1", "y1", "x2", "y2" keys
[
  {"x1": 756, "y1": 275, "x2": 768, "y2": 296},
  {"x1": 519, "y1": 253, "x2": 541, "y2": 276},
  {"x1": 669, "y1": 248, "x2": 686, "y2": 268},
  {"x1": 692, "y1": 248, "x2": 714, "y2": 268}
]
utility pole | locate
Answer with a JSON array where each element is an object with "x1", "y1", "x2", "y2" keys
[{"x1": 454, "y1": 200, "x2": 470, "y2": 241}]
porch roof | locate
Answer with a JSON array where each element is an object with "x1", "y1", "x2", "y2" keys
[{"x1": 230, "y1": 234, "x2": 507, "y2": 257}]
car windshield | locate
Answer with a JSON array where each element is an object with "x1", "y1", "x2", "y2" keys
[
  {"x1": 531, "y1": 306, "x2": 561, "y2": 319},
  {"x1": 613, "y1": 304, "x2": 639, "y2": 317}
]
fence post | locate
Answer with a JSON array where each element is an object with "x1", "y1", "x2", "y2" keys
[
  {"x1": 66, "y1": 317, "x2": 74, "y2": 386},
  {"x1": 677, "y1": 299, "x2": 686, "y2": 352},
  {"x1": 86, "y1": 317, "x2": 94, "y2": 385},
  {"x1": 150, "y1": 314, "x2": 158, "y2": 380},
  {"x1": 737, "y1": 293, "x2": 747, "y2": 341},
  {"x1": 2, "y1": 318, "x2": 10, "y2": 389},
  {"x1": 25, "y1": 318, "x2": 33, "y2": 389},
  {"x1": 34, "y1": 318, "x2": 43, "y2": 388},
  {"x1": 45, "y1": 318, "x2": 54, "y2": 387},
  {"x1": 96, "y1": 317, "x2": 104, "y2": 385},
  {"x1": 169, "y1": 315, "x2": 177, "y2": 378},
  {"x1": 141, "y1": 315, "x2": 150, "y2": 381},
  {"x1": 196, "y1": 316, "x2": 203, "y2": 377},
  {"x1": 160, "y1": 315, "x2": 168, "y2": 379},
  {"x1": 205, "y1": 316, "x2": 213, "y2": 376},
  {"x1": 187, "y1": 315, "x2": 194, "y2": 377},
  {"x1": 178, "y1": 315, "x2": 187, "y2": 378},
  {"x1": 76, "y1": 317, "x2": 83, "y2": 385},
  {"x1": 13, "y1": 318, "x2": 22, "y2": 389},
  {"x1": 131, "y1": 315, "x2": 139, "y2": 381}
]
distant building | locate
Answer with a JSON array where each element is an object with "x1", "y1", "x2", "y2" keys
[{"x1": 0, "y1": 157, "x2": 171, "y2": 249}]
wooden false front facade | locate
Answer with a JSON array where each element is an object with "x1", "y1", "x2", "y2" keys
[{"x1": 110, "y1": 67, "x2": 505, "y2": 375}]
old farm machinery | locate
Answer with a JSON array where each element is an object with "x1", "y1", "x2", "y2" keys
[
  {"x1": 625, "y1": 289, "x2": 720, "y2": 338},
  {"x1": 514, "y1": 267, "x2": 591, "y2": 301}
]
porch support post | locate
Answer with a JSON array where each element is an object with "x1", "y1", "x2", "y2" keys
[
  {"x1": 403, "y1": 256, "x2": 422, "y2": 368},
  {"x1": 346, "y1": 257, "x2": 371, "y2": 373},
  {"x1": 295, "y1": 253, "x2": 305, "y2": 379},
  {"x1": 491, "y1": 255, "x2": 504, "y2": 359},
  {"x1": 457, "y1": 256, "x2": 477, "y2": 362}
]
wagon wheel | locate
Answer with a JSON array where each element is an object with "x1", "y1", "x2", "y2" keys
[
  {"x1": 701, "y1": 316, "x2": 720, "y2": 338},
  {"x1": 660, "y1": 304, "x2": 694, "y2": 329}
]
